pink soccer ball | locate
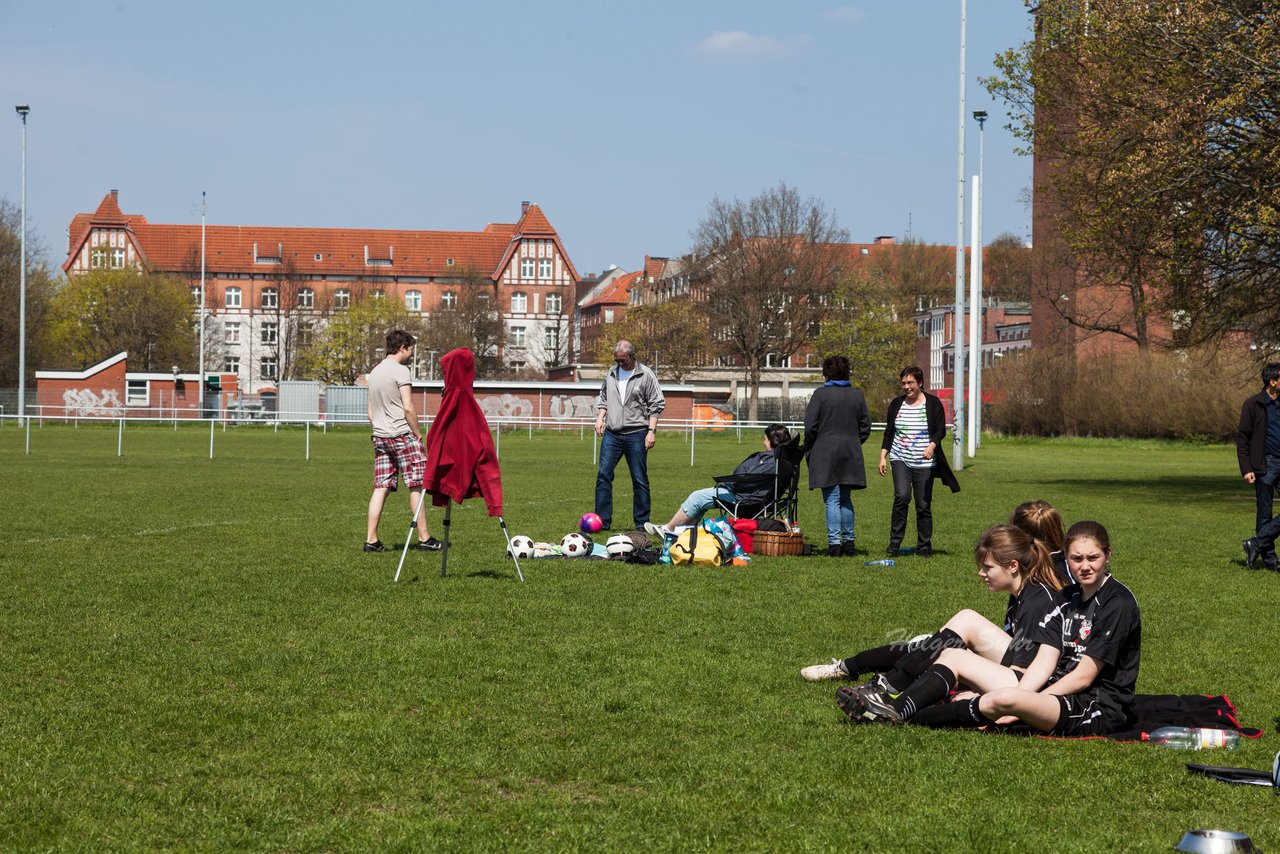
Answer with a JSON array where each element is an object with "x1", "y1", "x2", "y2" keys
[{"x1": 579, "y1": 512, "x2": 604, "y2": 534}]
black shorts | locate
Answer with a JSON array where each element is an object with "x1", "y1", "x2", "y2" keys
[{"x1": 1051, "y1": 694, "x2": 1111, "y2": 736}]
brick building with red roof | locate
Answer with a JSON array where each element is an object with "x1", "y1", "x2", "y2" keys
[{"x1": 63, "y1": 192, "x2": 580, "y2": 390}]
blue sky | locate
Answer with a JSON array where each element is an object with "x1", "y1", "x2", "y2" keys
[{"x1": 1, "y1": 1, "x2": 1033, "y2": 278}]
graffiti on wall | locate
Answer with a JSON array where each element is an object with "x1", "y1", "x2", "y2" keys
[
  {"x1": 62, "y1": 388, "x2": 124, "y2": 417},
  {"x1": 476, "y1": 393, "x2": 596, "y2": 422}
]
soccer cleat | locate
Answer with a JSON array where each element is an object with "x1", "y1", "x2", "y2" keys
[
  {"x1": 801, "y1": 658, "x2": 850, "y2": 682},
  {"x1": 1242, "y1": 538, "x2": 1261, "y2": 570},
  {"x1": 855, "y1": 686, "x2": 903, "y2": 723},
  {"x1": 835, "y1": 685, "x2": 869, "y2": 720},
  {"x1": 363, "y1": 540, "x2": 387, "y2": 553},
  {"x1": 413, "y1": 536, "x2": 444, "y2": 551}
]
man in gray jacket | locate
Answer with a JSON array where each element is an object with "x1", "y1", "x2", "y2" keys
[{"x1": 594, "y1": 340, "x2": 666, "y2": 530}]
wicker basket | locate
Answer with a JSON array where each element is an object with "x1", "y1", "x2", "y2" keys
[{"x1": 753, "y1": 529, "x2": 804, "y2": 557}]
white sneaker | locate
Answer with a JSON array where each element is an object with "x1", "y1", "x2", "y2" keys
[
  {"x1": 643, "y1": 522, "x2": 671, "y2": 540},
  {"x1": 801, "y1": 658, "x2": 850, "y2": 682}
]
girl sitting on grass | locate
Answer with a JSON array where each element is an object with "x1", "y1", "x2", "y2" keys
[
  {"x1": 1010, "y1": 499, "x2": 1071, "y2": 585},
  {"x1": 866, "y1": 521, "x2": 1142, "y2": 736},
  {"x1": 832, "y1": 525, "x2": 1066, "y2": 722},
  {"x1": 801, "y1": 522, "x2": 1066, "y2": 695}
]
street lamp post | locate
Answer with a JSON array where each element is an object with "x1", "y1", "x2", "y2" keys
[
  {"x1": 15, "y1": 104, "x2": 29, "y2": 427},
  {"x1": 972, "y1": 110, "x2": 988, "y2": 450}
]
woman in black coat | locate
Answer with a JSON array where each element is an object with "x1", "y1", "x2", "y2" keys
[{"x1": 804, "y1": 355, "x2": 872, "y2": 556}]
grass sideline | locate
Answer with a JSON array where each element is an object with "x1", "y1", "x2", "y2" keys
[{"x1": 1, "y1": 423, "x2": 1276, "y2": 850}]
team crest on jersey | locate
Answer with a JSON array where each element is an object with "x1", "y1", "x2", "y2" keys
[{"x1": 1079, "y1": 618, "x2": 1093, "y2": 640}]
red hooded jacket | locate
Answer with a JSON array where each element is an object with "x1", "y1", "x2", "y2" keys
[{"x1": 422, "y1": 348, "x2": 504, "y2": 516}]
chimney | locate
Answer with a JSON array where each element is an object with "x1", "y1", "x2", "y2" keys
[
  {"x1": 874, "y1": 235, "x2": 895, "y2": 245},
  {"x1": 110, "y1": 189, "x2": 119, "y2": 200},
  {"x1": 521, "y1": 201, "x2": 530, "y2": 216}
]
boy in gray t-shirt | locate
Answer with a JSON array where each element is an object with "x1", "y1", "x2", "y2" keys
[{"x1": 364, "y1": 330, "x2": 441, "y2": 553}]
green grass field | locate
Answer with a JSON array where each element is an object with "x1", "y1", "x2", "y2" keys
[{"x1": 2, "y1": 422, "x2": 1277, "y2": 851}]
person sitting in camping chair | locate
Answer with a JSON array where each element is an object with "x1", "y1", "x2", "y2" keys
[{"x1": 645, "y1": 424, "x2": 795, "y2": 543}]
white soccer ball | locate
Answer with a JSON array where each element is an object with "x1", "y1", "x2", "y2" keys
[
  {"x1": 560, "y1": 532, "x2": 592, "y2": 557},
  {"x1": 606, "y1": 534, "x2": 635, "y2": 558},
  {"x1": 507, "y1": 535, "x2": 535, "y2": 560}
]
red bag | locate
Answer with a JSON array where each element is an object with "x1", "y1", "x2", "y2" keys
[{"x1": 730, "y1": 518, "x2": 758, "y2": 553}]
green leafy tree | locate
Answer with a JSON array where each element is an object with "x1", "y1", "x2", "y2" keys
[
  {"x1": 0, "y1": 198, "x2": 58, "y2": 386},
  {"x1": 296, "y1": 295, "x2": 423, "y2": 385},
  {"x1": 809, "y1": 267, "x2": 916, "y2": 409},
  {"x1": 592, "y1": 298, "x2": 710, "y2": 383},
  {"x1": 47, "y1": 268, "x2": 196, "y2": 371}
]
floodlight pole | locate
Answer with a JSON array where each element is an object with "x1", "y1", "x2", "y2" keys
[
  {"x1": 951, "y1": 0, "x2": 967, "y2": 471},
  {"x1": 973, "y1": 110, "x2": 988, "y2": 449},
  {"x1": 15, "y1": 104, "x2": 30, "y2": 427},
  {"x1": 199, "y1": 192, "x2": 207, "y2": 416}
]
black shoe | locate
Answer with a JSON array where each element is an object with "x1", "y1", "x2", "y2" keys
[
  {"x1": 1243, "y1": 538, "x2": 1261, "y2": 569},
  {"x1": 916, "y1": 546, "x2": 933, "y2": 557},
  {"x1": 363, "y1": 540, "x2": 387, "y2": 553},
  {"x1": 413, "y1": 536, "x2": 444, "y2": 551},
  {"x1": 886, "y1": 544, "x2": 900, "y2": 556},
  {"x1": 827, "y1": 544, "x2": 843, "y2": 557},
  {"x1": 835, "y1": 685, "x2": 867, "y2": 720},
  {"x1": 841, "y1": 542, "x2": 858, "y2": 557}
]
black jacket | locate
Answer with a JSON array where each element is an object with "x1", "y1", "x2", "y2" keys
[
  {"x1": 730, "y1": 450, "x2": 794, "y2": 504},
  {"x1": 1236, "y1": 389, "x2": 1275, "y2": 476},
  {"x1": 880, "y1": 392, "x2": 960, "y2": 493},
  {"x1": 803, "y1": 385, "x2": 873, "y2": 490}
]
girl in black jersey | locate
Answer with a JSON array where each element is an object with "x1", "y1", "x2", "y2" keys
[
  {"x1": 1010, "y1": 499, "x2": 1071, "y2": 585},
  {"x1": 837, "y1": 525, "x2": 1066, "y2": 723},
  {"x1": 802, "y1": 523, "x2": 1066, "y2": 689},
  {"x1": 906, "y1": 521, "x2": 1142, "y2": 736}
]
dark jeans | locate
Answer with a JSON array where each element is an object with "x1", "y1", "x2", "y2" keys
[
  {"x1": 596, "y1": 429, "x2": 650, "y2": 529},
  {"x1": 1254, "y1": 455, "x2": 1280, "y2": 559},
  {"x1": 890, "y1": 460, "x2": 935, "y2": 549}
]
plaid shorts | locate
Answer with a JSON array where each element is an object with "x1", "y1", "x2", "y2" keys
[{"x1": 372, "y1": 434, "x2": 427, "y2": 490}]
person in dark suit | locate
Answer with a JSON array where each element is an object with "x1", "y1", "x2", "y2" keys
[
  {"x1": 803, "y1": 355, "x2": 872, "y2": 557},
  {"x1": 1238, "y1": 362, "x2": 1280, "y2": 571}
]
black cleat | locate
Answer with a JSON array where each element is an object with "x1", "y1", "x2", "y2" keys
[
  {"x1": 363, "y1": 540, "x2": 387, "y2": 553},
  {"x1": 413, "y1": 537, "x2": 444, "y2": 551}
]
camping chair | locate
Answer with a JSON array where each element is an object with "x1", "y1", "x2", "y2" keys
[{"x1": 711, "y1": 433, "x2": 803, "y2": 524}]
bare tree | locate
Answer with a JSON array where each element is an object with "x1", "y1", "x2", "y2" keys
[
  {"x1": 687, "y1": 183, "x2": 848, "y2": 421},
  {"x1": 0, "y1": 199, "x2": 57, "y2": 387},
  {"x1": 421, "y1": 265, "x2": 504, "y2": 378}
]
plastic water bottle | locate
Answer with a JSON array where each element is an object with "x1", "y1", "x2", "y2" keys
[
  {"x1": 864, "y1": 559, "x2": 896, "y2": 567},
  {"x1": 1145, "y1": 727, "x2": 1241, "y2": 750}
]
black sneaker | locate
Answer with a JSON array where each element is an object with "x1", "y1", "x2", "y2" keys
[
  {"x1": 835, "y1": 685, "x2": 867, "y2": 720},
  {"x1": 1243, "y1": 538, "x2": 1261, "y2": 569},
  {"x1": 916, "y1": 546, "x2": 933, "y2": 558},
  {"x1": 363, "y1": 540, "x2": 387, "y2": 553},
  {"x1": 413, "y1": 537, "x2": 444, "y2": 551},
  {"x1": 855, "y1": 686, "x2": 903, "y2": 723}
]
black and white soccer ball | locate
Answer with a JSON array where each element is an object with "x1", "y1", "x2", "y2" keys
[
  {"x1": 606, "y1": 534, "x2": 635, "y2": 558},
  {"x1": 507, "y1": 535, "x2": 535, "y2": 560},
  {"x1": 560, "y1": 532, "x2": 593, "y2": 557}
]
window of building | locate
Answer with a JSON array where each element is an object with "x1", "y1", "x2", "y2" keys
[
  {"x1": 297, "y1": 288, "x2": 314, "y2": 309},
  {"x1": 314, "y1": 253, "x2": 323, "y2": 262},
  {"x1": 334, "y1": 289, "x2": 350, "y2": 309},
  {"x1": 225, "y1": 322, "x2": 241, "y2": 345},
  {"x1": 190, "y1": 286, "x2": 202, "y2": 304},
  {"x1": 111, "y1": 248, "x2": 126, "y2": 269},
  {"x1": 446, "y1": 258, "x2": 455, "y2": 266},
  {"x1": 511, "y1": 292, "x2": 528, "y2": 313},
  {"x1": 260, "y1": 357, "x2": 278, "y2": 381},
  {"x1": 604, "y1": 308, "x2": 615, "y2": 324},
  {"x1": 223, "y1": 356, "x2": 240, "y2": 374},
  {"x1": 261, "y1": 288, "x2": 278, "y2": 309},
  {"x1": 764, "y1": 353, "x2": 791, "y2": 368},
  {"x1": 544, "y1": 326, "x2": 559, "y2": 350},
  {"x1": 126, "y1": 379, "x2": 148, "y2": 406},
  {"x1": 297, "y1": 321, "x2": 314, "y2": 346},
  {"x1": 225, "y1": 287, "x2": 242, "y2": 309},
  {"x1": 545, "y1": 293, "x2": 562, "y2": 314},
  {"x1": 520, "y1": 258, "x2": 535, "y2": 278},
  {"x1": 261, "y1": 322, "x2": 278, "y2": 345},
  {"x1": 538, "y1": 258, "x2": 553, "y2": 279},
  {"x1": 405, "y1": 290, "x2": 422, "y2": 311},
  {"x1": 510, "y1": 325, "x2": 527, "y2": 347},
  {"x1": 91, "y1": 247, "x2": 107, "y2": 269},
  {"x1": 371, "y1": 289, "x2": 385, "y2": 300},
  {"x1": 441, "y1": 291, "x2": 457, "y2": 310}
]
